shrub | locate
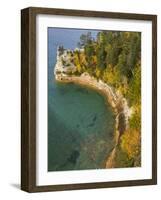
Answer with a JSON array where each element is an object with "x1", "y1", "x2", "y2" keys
[{"x1": 121, "y1": 129, "x2": 141, "y2": 160}]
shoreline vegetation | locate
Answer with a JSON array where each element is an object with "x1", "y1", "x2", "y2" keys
[{"x1": 54, "y1": 31, "x2": 141, "y2": 168}]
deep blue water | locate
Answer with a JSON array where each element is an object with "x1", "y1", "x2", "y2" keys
[{"x1": 48, "y1": 28, "x2": 115, "y2": 171}]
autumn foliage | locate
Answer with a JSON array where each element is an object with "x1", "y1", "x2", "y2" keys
[
  {"x1": 121, "y1": 129, "x2": 141, "y2": 161},
  {"x1": 67, "y1": 31, "x2": 141, "y2": 167}
]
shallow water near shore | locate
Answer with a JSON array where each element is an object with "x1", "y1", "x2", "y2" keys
[{"x1": 48, "y1": 28, "x2": 115, "y2": 171}]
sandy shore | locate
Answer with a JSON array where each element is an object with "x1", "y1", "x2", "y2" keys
[
  {"x1": 54, "y1": 69, "x2": 131, "y2": 168},
  {"x1": 55, "y1": 72, "x2": 130, "y2": 121}
]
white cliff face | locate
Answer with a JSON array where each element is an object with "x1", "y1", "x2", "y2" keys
[{"x1": 54, "y1": 47, "x2": 77, "y2": 79}]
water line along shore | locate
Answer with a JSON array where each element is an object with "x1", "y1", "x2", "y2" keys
[{"x1": 54, "y1": 48, "x2": 132, "y2": 168}]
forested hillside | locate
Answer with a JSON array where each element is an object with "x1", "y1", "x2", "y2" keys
[{"x1": 72, "y1": 31, "x2": 141, "y2": 167}]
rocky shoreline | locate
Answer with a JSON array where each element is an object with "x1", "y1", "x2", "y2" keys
[{"x1": 54, "y1": 49, "x2": 132, "y2": 168}]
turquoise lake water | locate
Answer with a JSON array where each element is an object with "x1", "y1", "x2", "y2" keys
[{"x1": 48, "y1": 28, "x2": 115, "y2": 171}]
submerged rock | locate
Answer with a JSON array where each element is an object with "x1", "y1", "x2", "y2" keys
[{"x1": 67, "y1": 150, "x2": 80, "y2": 165}]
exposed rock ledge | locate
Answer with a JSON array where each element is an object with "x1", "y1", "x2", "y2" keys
[{"x1": 54, "y1": 49, "x2": 132, "y2": 168}]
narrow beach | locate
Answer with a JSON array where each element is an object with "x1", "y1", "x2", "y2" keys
[{"x1": 55, "y1": 70, "x2": 131, "y2": 168}]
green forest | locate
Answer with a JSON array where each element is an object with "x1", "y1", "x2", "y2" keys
[{"x1": 65, "y1": 31, "x2": 141, "y2": 167}]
